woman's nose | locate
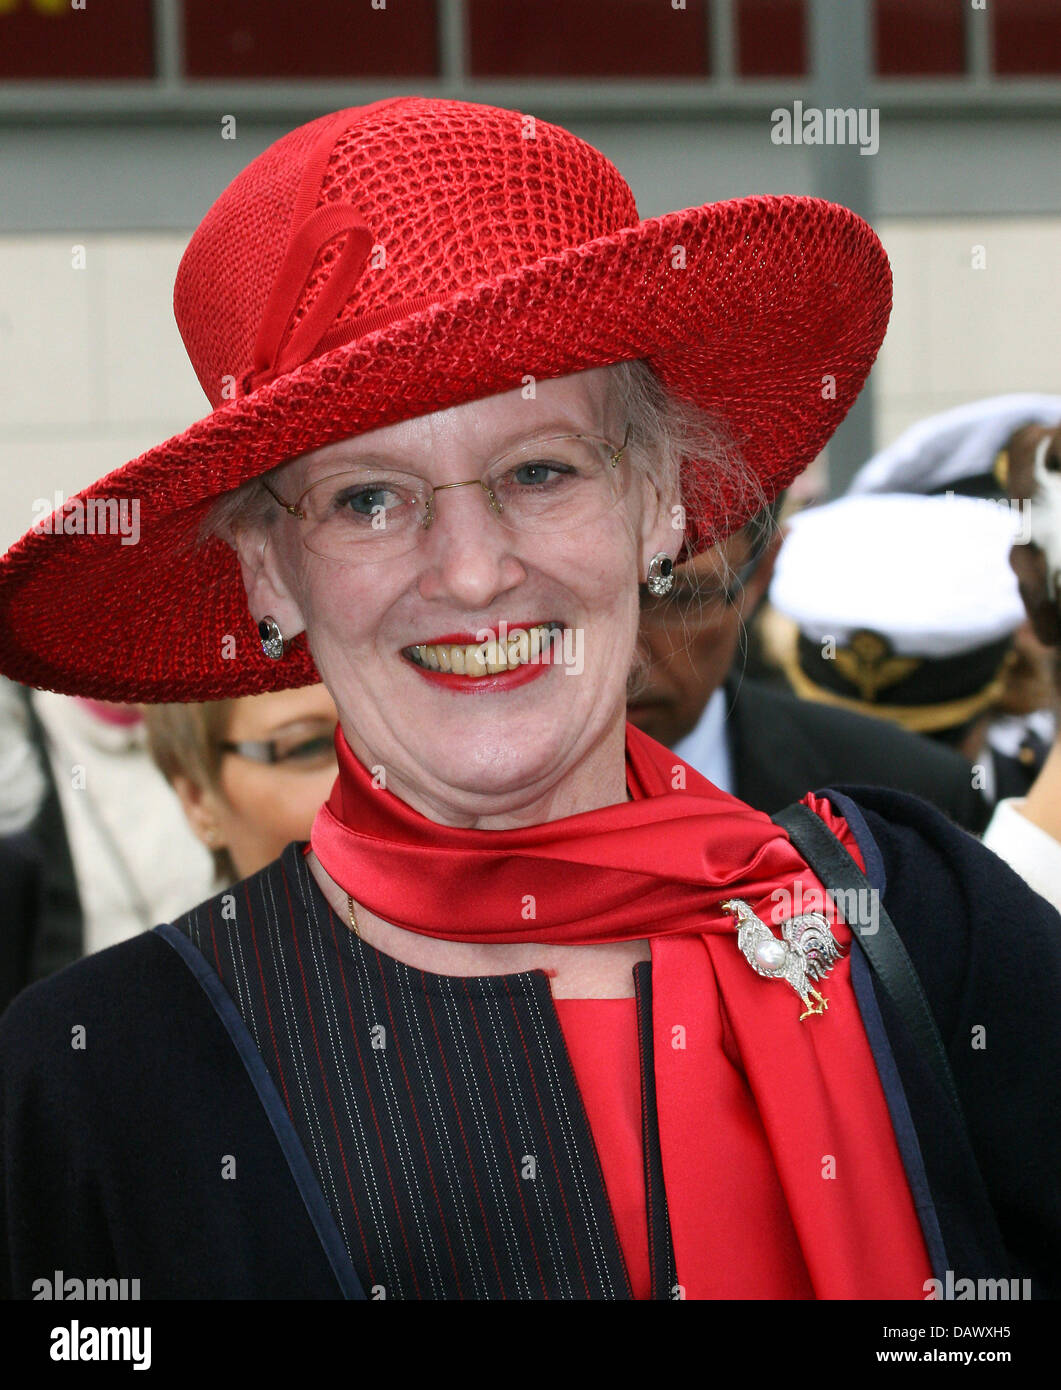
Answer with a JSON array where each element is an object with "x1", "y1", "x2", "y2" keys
[{"x1": 414, "y1": 482, "x2": 527, "y2": 607}]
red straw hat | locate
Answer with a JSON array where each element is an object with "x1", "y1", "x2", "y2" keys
[{"x1": 0, "y1": 96, "x2": 890, "y2": 702}]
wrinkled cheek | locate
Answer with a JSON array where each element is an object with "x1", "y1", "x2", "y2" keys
[{"x1": 300, "y1": 569, "x2": 381, "y2": 666}]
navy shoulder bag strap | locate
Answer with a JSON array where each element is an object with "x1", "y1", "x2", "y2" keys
[
  {"x1": 771, "y1": 800, "x2": 1004, "y2": 1255},
  {"x1": 772, "y1": 801, "x2": 964, "y2": 1119}
]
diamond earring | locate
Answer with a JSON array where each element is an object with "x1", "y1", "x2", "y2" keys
[
  {"x1": 258, "y1": 615, "x2": 287, "y2": 660},
  {"x1": 646, "y1": 553, "x2": 675, "y2": 597}
]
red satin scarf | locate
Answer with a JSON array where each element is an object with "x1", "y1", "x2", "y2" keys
[{"x1": 311, "y1": 721, "x2": 932, "y2": 1299}]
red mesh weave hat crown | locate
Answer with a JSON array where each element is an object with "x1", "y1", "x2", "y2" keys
[{"x1": 0, "y1": 96, "x2": 891, "y2": 702}]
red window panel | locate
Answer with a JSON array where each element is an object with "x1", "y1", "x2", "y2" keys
[
  {"x1": 468, "y1": 0, "x2": 709, "y2": 78},
  {"x1": 993, "y1": 0, "x2": 1061, "y2": 76},
  {"x1": 182, "y1": 0, "x2": 438, "y2": 79},
  {"x1": 736, "y1": 0, "x2": 806, "y2": 78},
  {"x1": 874, "y1": 0, "x2": 964, "y2": 77},
  {"x1": 0, "y1": 0, "x2": 153, "y2": 80}
]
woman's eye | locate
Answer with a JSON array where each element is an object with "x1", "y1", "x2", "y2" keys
[
  {"x1": 335, "y1": 485, "x2": 399, "y2": 515},
  {"x1": 276, "y1": 735, "x2": 335, "y2": 763},
  {"x1": 511, "y1": 460, "x2": 573, "y2": 486}
]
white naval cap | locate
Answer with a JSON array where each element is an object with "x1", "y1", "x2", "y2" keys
[
  {"x1": 847, "y1": 395, "x2": 1061, "y2": 497},
  {"x1": 771, "y1": 494, "x2": 1025, "y2": 655},
  {"x1": 768, "y1": 493, "x2": 1026, "y2": 733}
]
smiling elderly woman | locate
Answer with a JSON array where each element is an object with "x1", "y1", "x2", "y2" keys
[{"x1": 0, "y1": 99, "x2": 1057, "y2": 1303}]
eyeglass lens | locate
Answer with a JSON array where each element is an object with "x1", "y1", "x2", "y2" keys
[{"x1": 292, "y1": 433, "x2": 628, "y2": 559}]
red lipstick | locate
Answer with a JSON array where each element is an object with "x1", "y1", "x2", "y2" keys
[{"x1": 405, "y1": 660, "x2": 551, "y2": 694}]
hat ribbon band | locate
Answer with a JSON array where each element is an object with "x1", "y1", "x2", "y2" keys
[
  {"x1": 247, "y1": 201, "x2": 375, "y2": 395},
  {"x1": 779, "y1": 644, "x2": 1009, "y2": 735}
]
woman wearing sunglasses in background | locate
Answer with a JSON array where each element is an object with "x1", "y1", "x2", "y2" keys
[{"x1": 144, "y1": 685, "x2": 338, "y2": 883}]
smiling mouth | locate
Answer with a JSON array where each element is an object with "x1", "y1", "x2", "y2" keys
[{"x1": 402, "y1": 623, "x2": 564, "y2": 677}]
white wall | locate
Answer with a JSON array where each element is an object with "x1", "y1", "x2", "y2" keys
[
  {"x1": 874, "y1": 216, "x2": 1061, "y2": 448},
  {"x1": 0, "y1": 232, "x2": 203, "y2": 551}
]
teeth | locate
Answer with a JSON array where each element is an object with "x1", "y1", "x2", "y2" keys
[
  {"x1": 405, "y1": 625, "x2": 559, "y2": 678},
  {"x1": 484, "y1": 640, "x2": 508, "y2": 674}
]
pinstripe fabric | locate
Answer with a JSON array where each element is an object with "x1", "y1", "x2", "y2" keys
[{"x1": 172, "y1": 842, "x2": 678, "y2": 1300}]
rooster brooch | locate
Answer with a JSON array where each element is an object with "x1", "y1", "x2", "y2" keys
[{"x1": 721, "y1": 899, "x2": 844, "y2": 1021}]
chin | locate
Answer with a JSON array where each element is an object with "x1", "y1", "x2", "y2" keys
[
  {"x1": 440, "y1": 739, "x2": 562, "y2": 795},
  {"x1": 406, "y1": 714, "x2": 589, "y2": 802}
]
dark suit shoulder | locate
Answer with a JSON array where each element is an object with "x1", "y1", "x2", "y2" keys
[
  {"x1": 0, "y1": 922, "x2": 341, "y2": 1298},
  {"x1": 737, "y1": 677, "x2": 969, "y2": 776},
  {"x1": 827, "y1": 785, "x2": 1061, "y2": 1295},
  {"x1": 826, "y1": 784, "x2": 1060, "y2": 1038},
  {"x1": 0, "y1": 929, "x2": 195, "y2": 1082},
  {"x1": 728, "y1": 678, "x2": 988, "y2": 831}
]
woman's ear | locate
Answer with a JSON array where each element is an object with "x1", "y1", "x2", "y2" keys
[
  {"x1": 741, "y1": 530, "x2": 783, "y2": 615},
  {"x1": 637, "y1": 464, "x2": 682, "y2": 576},
  {"x1": 230, "y1": 523, "x2": 307, "y2": 641},
  {"x1": 171, "y1": 773, "x2": 228, "y2": 852}
]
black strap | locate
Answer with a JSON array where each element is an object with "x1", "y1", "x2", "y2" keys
[
  {"x1": 775, "y1": 801, "x2": 1012, "y2": 1282},
  {"x1": 773, "y1": 801, "x2": 971, "y2": 1123}
]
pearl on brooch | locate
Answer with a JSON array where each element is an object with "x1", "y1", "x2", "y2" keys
[{"x1": 755, "y1": 939, "x2": 788, "y2": 972}]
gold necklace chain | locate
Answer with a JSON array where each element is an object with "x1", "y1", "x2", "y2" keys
[{"x1": 346, "y1": 893, "x2": 362, "y2": 939}]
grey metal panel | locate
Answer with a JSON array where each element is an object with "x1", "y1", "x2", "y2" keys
[
  {"x1": 4, "y1": 79, "x2": 1061, "y2": 123},
  {"x1": 809, "y1": 0, "x2": 875, "y2": 491},
  {"x1": 3, "y1": 114, "x2": 1057, "y2": 235},
  {"x1": 873, "y1": 116, "x2": 1061, "y2": 217}
]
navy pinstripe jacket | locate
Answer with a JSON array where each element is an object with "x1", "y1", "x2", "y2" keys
[{"x1": 1, "y1": 788, "x2": 1058, "y2": 1300}]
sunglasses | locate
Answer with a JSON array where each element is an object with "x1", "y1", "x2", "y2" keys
[{"x1": 217, "y1": 730, "x2": 337, "y2": 768}]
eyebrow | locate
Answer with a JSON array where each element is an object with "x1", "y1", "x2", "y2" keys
[{"x1": 296, "y1": 416, "x2": 612, "y2": 482}]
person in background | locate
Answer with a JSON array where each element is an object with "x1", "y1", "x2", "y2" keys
[
  {"x1": 628, "y1": 504, "x2": 990, "y2": 831},
  {"x1": 845, "y1": 394, "x2": 1061, "y2": 794},
  {"x1": 0, "y1": 677, "x2": 217, "y2": 1012},
  {"x1": 143, "y1": 683, "x2": 339, "y2": 883},
  {"x1": 982, "y1": 419, "x2": 1061, "y2": 911},
  {"x1": 768, "y1": 492, "x2": 1027, "y2": 809}
]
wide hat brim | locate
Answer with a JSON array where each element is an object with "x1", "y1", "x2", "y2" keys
[{"x1": 0, "y1": 194, "x2": 890, "y2": 702}]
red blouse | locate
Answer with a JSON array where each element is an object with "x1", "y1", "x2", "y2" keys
[{"x1": 553, "y1": 997, "x2": 652, "y2": 1300}]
